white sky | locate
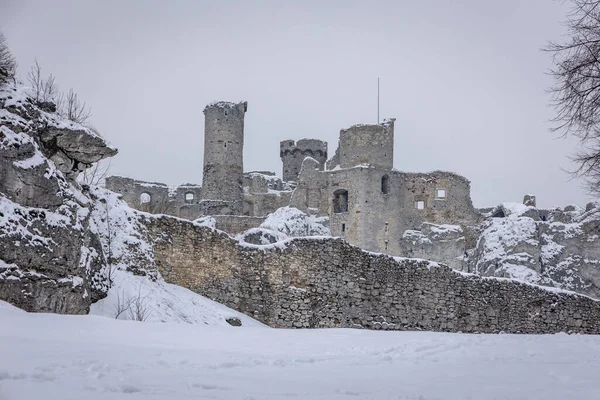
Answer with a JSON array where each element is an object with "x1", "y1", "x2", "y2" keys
[{"x1": 1, "y1": 0, "x2": 594, "y2": 208}]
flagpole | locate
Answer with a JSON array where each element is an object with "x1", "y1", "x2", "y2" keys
[{"x1": 377, "y1": 77, "x2": 380, "y2": 124}]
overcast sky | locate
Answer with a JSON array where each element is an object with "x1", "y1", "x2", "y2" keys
[{"x1": 1, "y1": 0, "x2": 593, "y2": 208}]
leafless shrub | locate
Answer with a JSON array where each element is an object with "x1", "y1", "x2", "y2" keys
[
  {"x1": 545, "y1": 0, "x2": 600, "y2": 195},
  {"x1": 0, "y1": 32, "x2": 16, "y2": 84},
  {"x1": 27, "y1": 59, "x2": 58, "y2": 103},
  {"x1": 128, "y1": 284, "x2": 150, "y2": 322},
  {"x1": 113, "y1": 285, "x2": 150, "y2": 322},
  {"x1": 113, "y1": 290, "x2": 133, "y2": 319},
  {"x1": 56, "y1": 88, "x2": 91, "y2": 124}
]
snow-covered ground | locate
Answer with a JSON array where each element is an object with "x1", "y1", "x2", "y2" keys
[{"x1": 2, "y1": 302, "x2": 600, "y2": 400}]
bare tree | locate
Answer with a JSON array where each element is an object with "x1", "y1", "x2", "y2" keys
[
  {"x1": 546, "y1": 0, "x2": 600, "y2": 195},
  {"x1": 27, "y1": 59, "x2": 58, "y2": 103},
  {"x1": 0, "y1": 32, "x2": 16, "y2": 84},
  {"x1": 56, "y1": 88, "x2": 91, "y2": 124},
  {"x1": 99, "y1": 197, "x2": 116, "y2": 288}
]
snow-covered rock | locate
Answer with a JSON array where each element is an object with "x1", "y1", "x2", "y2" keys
[
  {"x1": 236, "y1": 227, "x2": 289, "y2": 245},
  {"x1": 259, "y1": 206, "x2": 329, "y2": 237},
  {"x1": 473, "y1": 202, "x2": 600, "y2": 298},
  {"x1": 0, "y1": 82, "x2": 116, "y2": 314}
]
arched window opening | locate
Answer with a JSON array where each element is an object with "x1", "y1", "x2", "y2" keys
[
  {"x1": 333, "y1": 189, "x2": 349, "y2": 213},
  {"x1": 140, "y1": 192, "x2": 151, "y2": 204},
  {"x1": 185, "y1": 192, "x2": 194, "y2": 204},
  {"x1": 381, "y1": 175, "x2": 390, "y2": 194}
]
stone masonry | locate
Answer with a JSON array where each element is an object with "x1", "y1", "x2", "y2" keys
[
  {"x1": 201, "y1": 101, "x2": 247, "y2": 215},
  {"x1": 280, "y1": 139, "x2": 327, "y2": 182},
  {"x1": 145, "y1": 215, "x2": 600, "y2": 334}
]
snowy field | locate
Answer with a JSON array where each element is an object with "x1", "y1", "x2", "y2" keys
[{"x1": 2, "y1": 302, "x2": 600, "y2": 400}]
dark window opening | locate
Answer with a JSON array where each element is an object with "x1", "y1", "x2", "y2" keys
[
  {"x1": 341, "y1": 223, "x2": 346, "y2": 233},
  {"x1": 333, "y1": 189, "x2": 349, "y2": 213},
  {"x1": 381, "y1": 174, "x2": 390, "y2": 194}
]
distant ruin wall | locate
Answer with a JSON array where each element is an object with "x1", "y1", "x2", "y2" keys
[
  {"x1": 213, "y1": 215, "x2": 265, "y2": 235},
  {"x1": 145, "y1": 215, "x2": 600, "y2": 333}
]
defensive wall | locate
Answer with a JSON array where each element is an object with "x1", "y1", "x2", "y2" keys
[{"x1": 144, "y1": 214, "x2": 600, "y2": 334}]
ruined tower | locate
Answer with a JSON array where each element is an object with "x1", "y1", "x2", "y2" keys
[
  {"x1": 201, "y1": 101, "x2": 248, "y2": 215},
  {"x1": 339, "y1": 119, "x2": 395, "y2": 169},
  {"x1": 280, "y1": 139, "x2": 328, "y2": 182}
]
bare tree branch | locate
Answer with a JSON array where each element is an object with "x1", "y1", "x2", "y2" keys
[
  {"x1": 0, "y1": 32, "x2": 16, "y2": 85},
  {"x1": 545, "y1": 0, "x2": 600, "y2": 195},
  {"x1": 27, "y1": 59, "x2": 58, "y2": 104},
  {"x1": 57, "y1": 88, "x2": 91, "y2": 124}
]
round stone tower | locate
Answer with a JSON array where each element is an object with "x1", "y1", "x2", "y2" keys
[
  {"x1": 201, "y1": 101, "x2": 247, "y2": 215},
  {"x1": 339, "y1": 118, "x2": 395, "y2": 169},
  {"x1": 279, "y1": 139, "x2": 328, "y2": 182}
]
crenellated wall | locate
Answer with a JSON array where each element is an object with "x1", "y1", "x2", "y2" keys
[
  {"x1": 280, "y1": 139, "x2": 328, "y2": 182},
  {"x1": 144, "y1": 214, "x2": 600, "y2": 334}
]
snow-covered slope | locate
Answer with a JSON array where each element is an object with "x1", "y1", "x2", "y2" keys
[
  {"x1": 2, "y1": 303, "x2": 600, "y2": 400},
  {"x1": 86, "y1": 187, "x2": 263, "y2": 326},
  {"x1": 89, "y1": 270, "x2": 264, "y2": 327}
]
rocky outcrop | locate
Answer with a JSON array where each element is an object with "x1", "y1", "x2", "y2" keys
[
  {"x1": 473, "y1": 202, "x2": 600, "y2": 299},
  {"x1": 0, "y1": 82, "x2": 117, "y2": 313}
]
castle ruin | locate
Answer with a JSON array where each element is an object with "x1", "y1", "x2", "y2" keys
[{"x1": 106, "y1": 101, "x2": 486, "y2": 263}]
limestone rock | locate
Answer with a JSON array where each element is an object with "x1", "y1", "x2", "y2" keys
[
  {"x1": 0, "y1": 82, "x2": 117, "y2": 313},
  {"x1": 473, "y1": 202, "x2": 600, "y2": 298}
]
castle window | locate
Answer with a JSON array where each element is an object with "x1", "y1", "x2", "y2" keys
[
  {"x1": 381, "y1": 175, "x2": 390, "y2": 194},
  {"x1": 436, "y1": 188, "x2": 447, "y2": 199},
  {"x1": 333, "y1": 189, "x2": 349, "y2": 213},
  {"x1": 140, "y1": 192, "x2": 151, "y2": 204},
  {"x1": 341, "y1": 223, "x2": 346, "y2": 233},
  {"x1": 415, "y1": 200, "x2": 425, "y2": 210},
  {"x1": 185, "y1": 192, "x2": 194, "y2": 203}
]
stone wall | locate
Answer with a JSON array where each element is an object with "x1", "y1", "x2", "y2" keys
[
  {"x1": 291, "y1": 163, "x2": 482, "y2": 255},
  {"x1": 212, "y1": 215, "x2": 265, "y2": 235},
  {"x1": 145, "y1": 215, "x2": 600, "y2": 334},
  {"x1": 280, "y1": 139, "x2": 328, "y2": 181},
  {"x1": 105, "y1": 176, "x2": 171, "y2": 214}
]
